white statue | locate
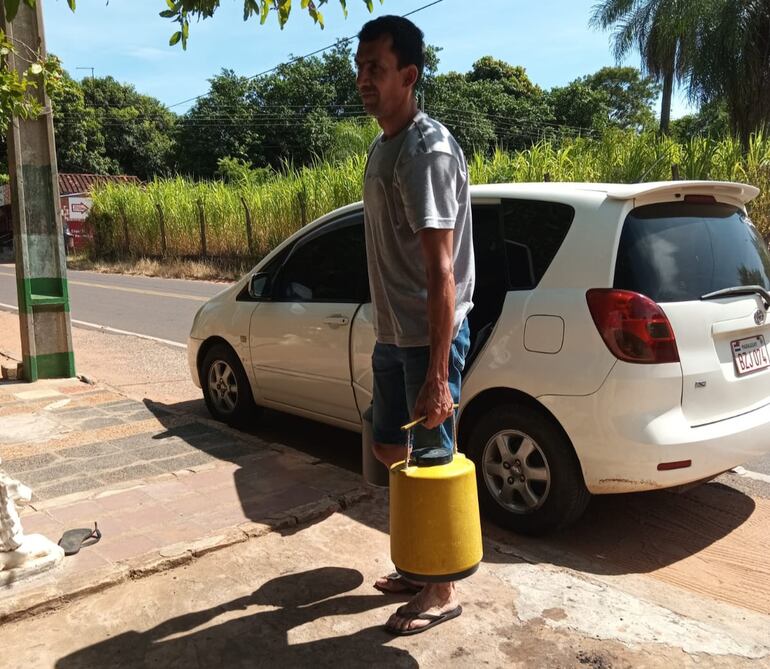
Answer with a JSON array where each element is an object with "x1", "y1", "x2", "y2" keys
[{"x1": 0, "y1": 461, "x2": 64, "y2": 584}]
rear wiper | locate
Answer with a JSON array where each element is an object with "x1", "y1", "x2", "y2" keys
[{"x1": 701, "y1": 285, "x2": 770, "y2": 310}]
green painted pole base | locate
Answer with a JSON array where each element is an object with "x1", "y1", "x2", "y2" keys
[{"x1": 22, "y1": 352, "x2": 76, "y2": 382}]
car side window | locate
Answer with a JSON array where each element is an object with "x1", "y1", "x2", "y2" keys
[
  {"x1": 273, "y1": 215, "x2": 369, "y2": 303},
  {"x1": 470, "y1": 204, "x2": 508, "y2": 327},
  {"x1": 503, "y1": 199, "x2": 575, "y2": 289},
  {"x1": 236, "y1": 243, "x2": 294, "y2": 302}
]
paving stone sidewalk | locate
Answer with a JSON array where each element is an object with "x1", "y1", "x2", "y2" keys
[
  {"x1": 0, "y1": 376, "x2": 371, "y2": 622},
  {"x1": 0, "y1": 378, "x2": 263, "y2": 499}
]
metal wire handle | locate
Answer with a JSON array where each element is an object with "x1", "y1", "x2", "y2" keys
[{"x1": 401, "y1": 404, "x2": 459, "y2": 467}]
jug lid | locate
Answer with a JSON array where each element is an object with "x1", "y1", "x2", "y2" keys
[{"x1": 411, "y1": 447, "x2": 453, "y2": 467}]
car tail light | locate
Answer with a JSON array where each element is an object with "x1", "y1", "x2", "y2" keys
[{"x1": 586, "y1": 289, "x2": 680, "y2": 364}]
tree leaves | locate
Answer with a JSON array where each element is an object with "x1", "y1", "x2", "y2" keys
[{"x1": 159, "y1": 1, "x2": 381, "y2": 48}]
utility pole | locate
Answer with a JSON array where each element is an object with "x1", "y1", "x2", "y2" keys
[
  {"x1": 2, "y1": 0, "x2": 75, "y2": 381},
  {"x1": 75, "y1": 66, "x2": 95, "y2": 81}
]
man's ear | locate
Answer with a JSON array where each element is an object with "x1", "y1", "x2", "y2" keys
[{"x1": 402, "y1": 64, "x2": 419, "y2": 90}]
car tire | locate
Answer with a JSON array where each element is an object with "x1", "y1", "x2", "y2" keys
[
  {"x1": 201, "y1": 343, "x2": 259, "y2": 427},
  {"x1": 467, "y1": 403, "x2": 590, "y2": 535}
]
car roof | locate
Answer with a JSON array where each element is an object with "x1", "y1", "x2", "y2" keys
[
  {"x1": 468, "y1": 180, "x2": 760, "y2": 204},
  {"x1": 302, "y1": 180, "x2": 760, "y2": 236}
]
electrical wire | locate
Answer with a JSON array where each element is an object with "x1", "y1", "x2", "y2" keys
[{"x1": 164, "y1": 0, "x2": 448, "y2": 111}]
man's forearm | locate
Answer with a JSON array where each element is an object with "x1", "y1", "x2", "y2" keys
[{"x1": 427, "y1": 268, "x2": 455, "y2": 381}]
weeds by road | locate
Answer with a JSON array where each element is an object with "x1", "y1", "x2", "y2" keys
[{"x1": 66, "y1": 254, "x2": 243, "y2": 282}]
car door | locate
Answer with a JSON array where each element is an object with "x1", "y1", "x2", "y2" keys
[{"x1": 249, "y1": 212, "x2": 369, "y2": 425}]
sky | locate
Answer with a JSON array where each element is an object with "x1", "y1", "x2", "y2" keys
[{"x1": 42, "y1": 0, "x2": 695, "y2": 118}]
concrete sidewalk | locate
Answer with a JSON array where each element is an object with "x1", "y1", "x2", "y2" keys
[
  {"x1": 0, "y1": 311, "x2": 370, "y2": 622},
  {"x1": 2, "y1": 495, "x2": 768, "y2": 669}
]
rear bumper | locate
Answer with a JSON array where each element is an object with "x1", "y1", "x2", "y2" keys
[
  {"x1": 187, "y1": 337, "x2": 203, "y2": 389},
  {"x1": 540, "y1": 361, "x2": 770, "y2": 494}
]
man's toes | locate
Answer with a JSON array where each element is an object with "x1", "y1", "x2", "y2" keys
[{"x1": 404, "y1": 617, "x2": 427, "y2": 632}]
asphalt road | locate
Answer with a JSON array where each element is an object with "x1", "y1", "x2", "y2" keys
[{"x1": 0, "y1": 264, "x2": 230, "y2": 344}]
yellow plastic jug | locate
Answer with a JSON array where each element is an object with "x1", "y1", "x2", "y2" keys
[{"x1": 389, "y1": 414, "x2": 483, "y2": 582}]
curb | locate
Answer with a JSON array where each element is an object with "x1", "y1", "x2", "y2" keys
[{"x1": 0, "y1": 487, "x2": 374, "y2": 624}]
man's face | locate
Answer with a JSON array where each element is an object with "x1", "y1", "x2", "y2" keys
[{"x1": 355, "y1": 35, "x2": 416, "y2": 119}]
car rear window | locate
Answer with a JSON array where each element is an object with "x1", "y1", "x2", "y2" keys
[{"x1": 614, "y1": 202, "x2": 770, "y2": 302}]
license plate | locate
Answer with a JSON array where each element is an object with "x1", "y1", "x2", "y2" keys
[{"x1": 731, "y1": 335, "x2": 770, "y2": 376}]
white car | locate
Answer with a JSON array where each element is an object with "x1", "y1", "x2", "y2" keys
[{"x1": 188, "y1": 181, "x2": 770, "y2": 534}]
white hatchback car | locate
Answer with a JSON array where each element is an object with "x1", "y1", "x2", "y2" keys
[{"x1": 188, "y1": 181, "x2": 770, "y2": 534}]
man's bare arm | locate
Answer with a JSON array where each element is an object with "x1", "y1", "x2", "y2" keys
[{"x1": 413, "y1": 227, "x2": 455, "y2": 430}]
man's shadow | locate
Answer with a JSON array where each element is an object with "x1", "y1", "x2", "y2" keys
[{"x1": 55, "y1": 567, "x2": 417, "y2": 668}]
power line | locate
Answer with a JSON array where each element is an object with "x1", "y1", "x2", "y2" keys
[{"x1": 165, "y1": 0, "x2": 448, "y2": 111}]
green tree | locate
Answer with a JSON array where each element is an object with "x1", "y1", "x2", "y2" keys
[
  {"x1": 583, "y1": 66, "x2": 660, "y2": 130},
  {"x1": 467, "y1": 56, "x2": 542, "y2": 97},
  {"x1": 548, "y1": 80, "x2": 610, "y2": 135},
  {"x1": 426, "y1": 71, "x2": 553, "y2": 154},
  {"x1": 687, "y1": 0, "x2": 770, "y2": 148},
  {"x1": 176, "y1": 43, "x2": 360, "y2": 176},
  {"x1": 424, "y1": 72, "x2": 498, "y2": 152},
  {"x1": 175, "y1": 70, "x2": 263, "y2": 178},
  {"x1": 671, "y1": 99, "x2": 730, "y2": 142},
  {"x1": 82, "y1": 77, "x2": 176, "y2": 180},
  {"x1": 591, "y1": 0, "x2": 700, "y2": 133},
  {"x1": 421, "y1": 53, "x2": 554, "y2": 154},
  {"x1": 50, "y1": 68, "x2": 118, "y2": 174},
  {"x1": 0, "y1": 0, "x2": 379, "y2": 131}
]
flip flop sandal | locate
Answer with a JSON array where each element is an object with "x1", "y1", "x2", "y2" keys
[
  {"x1": 373, "y1": 572, "x2": 424, "y2": 595},
  {"x1": 385, "y1": 605, "x2": 463, "y2": 636},
  {"x1": 58, "y1": 522, "x2": 101, "y2": 556}
]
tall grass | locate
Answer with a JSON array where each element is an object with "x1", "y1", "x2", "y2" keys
[
  {"x1": 90, "y1": 154, "x2": 367, "y2": 260},
  {"x1": 89, "y1": 130, "x2": 770, "y2": 261}
]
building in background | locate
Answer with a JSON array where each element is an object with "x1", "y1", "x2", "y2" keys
[{"x1": 0, "y1": 173, "x2": 141, "y2": 252}]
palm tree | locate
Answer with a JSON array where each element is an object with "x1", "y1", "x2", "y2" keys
[
  {"x1": 688, "y1": 0, "x2": 770, "y2": 149},
  {"x1": 590, "y1": 0, "x2": 699, "y2": 134}
]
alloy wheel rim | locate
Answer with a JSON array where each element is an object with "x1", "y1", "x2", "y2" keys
[
  {"x1": 207, "y1": 360, "x2": 238, "y2": 414},
  {"x1": 482, "y1": 429, "x2": 551, "y2": 513}
]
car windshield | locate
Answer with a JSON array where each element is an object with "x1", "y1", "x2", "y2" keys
[{"x1": 614, "y1": 201, "x2": 770, "y2": 302}]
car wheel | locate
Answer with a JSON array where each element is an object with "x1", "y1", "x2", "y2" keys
[
  {"x1": 201, "y1": 343, "x2": 259, "y2": 427},
  {"x1": 467, "y1": 403, "x2": 590, "y2": 535}
]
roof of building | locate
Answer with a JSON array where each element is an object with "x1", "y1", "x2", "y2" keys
[
  {"x1": 58, "y1": 173, "x2": 141, "y2": 196},
  {"x1": 0, "y1": 173, "x2": 141, "y2": 208}
]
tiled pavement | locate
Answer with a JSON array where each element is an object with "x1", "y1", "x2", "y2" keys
[
  {"x1": 2, "y1": 399, "x2": 259, "y2": 501},
  {"x1": 0, "y1": 377, "x2": 371, "y2": 621}
]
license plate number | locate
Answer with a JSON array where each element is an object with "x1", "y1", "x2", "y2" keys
[{"x1": 731, "y1": 335, "x2": 770, "y2": 376}]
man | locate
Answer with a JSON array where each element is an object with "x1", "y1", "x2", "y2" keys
[{"x1": 356, "y1": 16, "x2": 475, "y2": 635}]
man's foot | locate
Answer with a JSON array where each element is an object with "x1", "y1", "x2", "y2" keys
[
  {"x1": 374, "y1": 571, "x2": 424, "y2": 595},
  {"x1": 384, "y1": 582, "x2": 460, "y2": 635}
]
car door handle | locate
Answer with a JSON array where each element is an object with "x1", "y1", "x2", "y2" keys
[{"x1": 323, "y1": 315, "x2": 349, "y2": 327}]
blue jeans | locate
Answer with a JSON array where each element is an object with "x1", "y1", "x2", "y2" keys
[{"x1": 371, "y1": 319, "x2": 470, "y2": 453}]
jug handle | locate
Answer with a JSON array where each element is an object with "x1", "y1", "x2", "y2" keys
[{"x1": 400, "y1": 403, "x2": 459, "y2": 466}]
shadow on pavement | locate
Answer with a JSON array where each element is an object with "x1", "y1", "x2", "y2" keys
[
  {"x1": 54, "y1": 567, "x2": 417, "y2": 668},
  {"x1": 143, "y1": 399, "x2": 369, "y2": 541},
  {"x1": 143, "y1": 399, "x2": 758, "y2": 579},
  {"x1": 484, "y1": 481, "x2": 757, "y2": 576}
]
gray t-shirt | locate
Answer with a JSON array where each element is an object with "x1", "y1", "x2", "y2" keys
[{"x1": 363, "y1": 112, "x2": 474, "y2": 347}]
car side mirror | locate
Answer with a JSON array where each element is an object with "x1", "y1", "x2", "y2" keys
[{"x1": 248, "y1": 272, "x2": 270, "y2": 299}]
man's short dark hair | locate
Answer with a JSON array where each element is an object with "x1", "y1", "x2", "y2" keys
[{"x1": 358, "y1": 15, "x2": 425, "y2": 84}]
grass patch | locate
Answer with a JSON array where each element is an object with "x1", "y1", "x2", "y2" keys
[{"x1": 66, "y1": 254, "x2": 247, "y2": 282}]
